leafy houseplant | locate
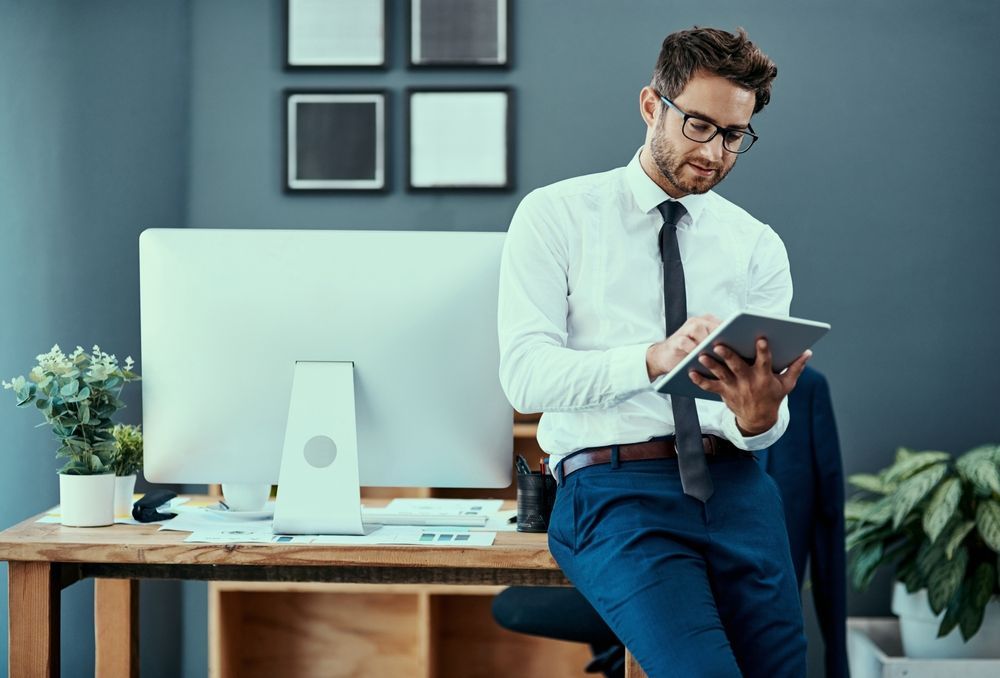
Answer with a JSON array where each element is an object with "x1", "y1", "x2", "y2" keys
[
  {"x1": 110, "y1": 423, "x2": 143, "y2": 477},
  {"x1": 846, "y1": 445, "x2": 1000, "y2": 655},
  {"x1": 3, "y1": 345, "x2": 140, "y2": 526},
  {"x1": 110, "y1": 423, "x2": 143, "y2": 517}
]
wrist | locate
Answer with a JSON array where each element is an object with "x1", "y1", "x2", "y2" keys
[
  {"x1": 646, "y1": 344, "x2": 660, "y2": 382},
  {"x1": 735, "y1": 414, "x2": 777, "y2": 437}
]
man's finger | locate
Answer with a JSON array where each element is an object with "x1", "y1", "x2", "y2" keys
[
  {"x1": 690, "y1": 370, "x2": 723, "y2": 394},
  {"x1": 698, "y1": 353, "x2": 732, "y2": 381},
  {"x1": 778, "y1": 350, "x2": 812, "y2": 393},
  {"x1": 755, "y1": 338, "x2": 773, "y2": 373},
  {"x1": 702, "y1": 313, "x2": 722, "y2": 329},
  {"x1": 687, "y1": 321, "x2": 712, "y2": 341},
  {"x1": 712, "y1": 344, "x2": 748, "y2": 377}
]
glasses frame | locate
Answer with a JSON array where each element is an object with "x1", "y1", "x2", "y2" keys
[{"x1": 658, "y1": 94, "x2": 759, "y2": 154}]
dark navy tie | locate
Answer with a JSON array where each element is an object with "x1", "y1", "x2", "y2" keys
[{"x1": 657, "y1": 200, "x2": 714, "y2": 502}]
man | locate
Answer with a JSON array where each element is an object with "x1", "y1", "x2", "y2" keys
[{"x1": 498, "y1": 27, "x2": 811, "y2": 677}]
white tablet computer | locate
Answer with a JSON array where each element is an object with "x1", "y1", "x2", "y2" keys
[{"x1": 652, "y1": 312, "x2": 831, "y2": 401}]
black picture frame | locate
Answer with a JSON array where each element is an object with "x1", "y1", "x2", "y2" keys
[
  {"x1": 405, "y1": 87, "x2": 514, "y2": 192},
  {"x1": 284, "y1": 89, "x2": 389, "y2": 193},
  {"x1": 285, "y1": 0, "x2": 388, "y2": 70},
  {"x1": 408, "y1": 0, "x2": 510, "y2": 68}
]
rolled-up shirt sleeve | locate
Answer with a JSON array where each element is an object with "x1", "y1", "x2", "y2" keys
[
  {"x1": 713, "y1": 225, "x2": 794, "y2": 450},
  {"x1": 498, "y1": 191, "x2": 652, "y2": 414}
]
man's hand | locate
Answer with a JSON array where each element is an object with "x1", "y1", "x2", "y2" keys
[
  {"x1": 690, "y1": 339, "x2": 811, "y2": 436},
  {"x1": 646, "y1": 314, "x2": 722, "y2": 381}
]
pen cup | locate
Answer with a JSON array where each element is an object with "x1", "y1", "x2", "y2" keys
[{"x1": 516, "y1": 472, "x2": 557, "y2": 533}]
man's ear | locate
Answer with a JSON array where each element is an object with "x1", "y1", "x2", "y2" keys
[{"x1": 639, "y1": 86, "x2": 660, "y2": 129}]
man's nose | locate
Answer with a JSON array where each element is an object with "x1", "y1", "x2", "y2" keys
[{"x1": 700, "y1": 135, "x2": 726, "y2": 163}]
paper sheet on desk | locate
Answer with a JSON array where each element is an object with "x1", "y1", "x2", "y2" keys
[
  {"x1": 382, "y1": 498, "x2": 504, "y2": 516},
  {"x1": 182, "y1": 525, "x2": 497, "y2": 546}
]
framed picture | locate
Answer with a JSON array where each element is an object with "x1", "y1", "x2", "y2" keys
[
  {"x1": 409, "y1": 0, "x2": 509, "y2": 67},
  {"x1": 406, "y1": 88, "x2": 513, "y2": 191},
  {"x1": 285, "y1": 0, "x2": 387, "y2": 69},
  {"x1": 285, "y1": 90, "x2": 388, "y2": 192}
]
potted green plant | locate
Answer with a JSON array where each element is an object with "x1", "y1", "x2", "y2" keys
[
  {"x1": 110, "y1": 423, "x2": 143, "y2": 518},
  {"x1": 846, "y1": 445, "x2": 1000, "y2": 658},
  {"x1": 2, "y1": 345, "x2": 140, "y2": 527}
]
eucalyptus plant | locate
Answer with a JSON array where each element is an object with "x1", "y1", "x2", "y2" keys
[
  {"x1": 110, "y1": 423, "x2": 143, "y2": 477},
  {"x1": 2, "y1": 345, "x2": 140, "y2": 475},
  {"x1": 846, "y1": 445, "x2": 1000, "y2": 641}
]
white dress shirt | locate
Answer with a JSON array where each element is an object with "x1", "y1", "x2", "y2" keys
[{"x1": 498, "y1": 149, "x2": 793, "y2": 467}]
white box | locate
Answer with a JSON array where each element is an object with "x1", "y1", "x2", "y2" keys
[{"x1": 848, "y1": 618, "x2": 1000, "y2": 678}]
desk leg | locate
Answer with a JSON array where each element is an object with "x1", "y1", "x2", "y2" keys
[
  {"x1": 8, "y1": 561, "x2": 60, "y2": 678},
  {"x1": 95, "y1": 579, "x2": 139, "y2": 678},
  {"x1": 624, "y1": 649, "x2": 647, "y2": 678}
]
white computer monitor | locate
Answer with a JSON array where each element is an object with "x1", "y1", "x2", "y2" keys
[{"x1": 138, "y1": 229, "x2": 513, "y2": 513}]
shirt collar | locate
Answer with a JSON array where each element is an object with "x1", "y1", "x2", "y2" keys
[{"x1": 625, "y1": 147, "x2": 709, "y2": 225}]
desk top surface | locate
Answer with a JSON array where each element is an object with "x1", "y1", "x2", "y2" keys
[{"x1": 0, "y1": 496, "x2": 558, "y2": 572}]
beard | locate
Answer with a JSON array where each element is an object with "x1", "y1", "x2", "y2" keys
[{"x1": 649, "y1": 124, "x2": 735, "y2": 196}]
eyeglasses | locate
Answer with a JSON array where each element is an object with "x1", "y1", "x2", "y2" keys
[{"x1": 658, "y1": 95, "x2": 759, "y2": 154}]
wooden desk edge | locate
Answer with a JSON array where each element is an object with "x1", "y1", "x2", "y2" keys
[{"x1": 0, "y1": 497, "x2": 562, "y2": 576}]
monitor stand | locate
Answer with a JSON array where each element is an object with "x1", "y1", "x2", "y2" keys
[{"x1": 272, "y1": 361, "x2": 365, "y2": 535}]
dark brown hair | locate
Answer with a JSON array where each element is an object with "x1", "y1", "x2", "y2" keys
[{"x1": 651, "y1": 27, "x2": 777, "y2": 114}]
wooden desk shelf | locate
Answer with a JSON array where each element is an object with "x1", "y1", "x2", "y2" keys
[{"x1": 210, "y1": 582, "x2": 590, "y2": 678}]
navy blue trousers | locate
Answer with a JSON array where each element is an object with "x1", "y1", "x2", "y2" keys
[{"x1": 548, "y1": 453, "x2": 807, "y2": 678}]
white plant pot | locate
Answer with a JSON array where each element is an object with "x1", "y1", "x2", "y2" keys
[
  {"x1": 114, "y1": 474, "x2": 137, "y2": 519},
  {"x1": 59, "y1": 473, "x2": 116, "y2": 527},
  {"x1": 892, "y1": 580, "x2": 1000, "y2": 658}
]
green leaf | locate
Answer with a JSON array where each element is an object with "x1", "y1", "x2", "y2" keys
[
  {"x1": 892, "y1": 463, "x2": 948, "y2": 529},
  {"x1": 78, "y1": 402, "x2": 90, "y2": 425},
  {"x1": 845, "y1": 499, "x2": 875, "y2": 521},
  {"x1": 923, "y1": 478, "x2": 962, "y2": 542},
  {"x1": 846, "y1": 522, "x2": 891, "y2": 551},
  {"x1": 938, "y1": 583, "x2": 964, "y2": 638},
  {"x1": 59, "y1": 458, "x2": 89, "y2": 475},
  {"x1": 883, "y1": 451, "x2": 952, "y2": 484},
  {"x1": 943, "y1": 520, "x2": 976, "y2": 560},
  {"x1": 927, "y1": 546, "x2": 968, "y2": 615},
  {"x1": 959, "y1": 562, "x2": 997, "y2": 641},
  {"x1": 975, "y1": 500, "x2": 1000, "y2": 552},
  {"x1": 900, "y1": 564, "x2": 925, "y2": 594},
  {"x1": 850, "y1": 541, "x2": 885, "y2": 591},
  {"x1": 916, "y1": 537, "x2": 947, "y2": 577},
  {"x1": 956, "y1": 454, "x2": 1000, "y2": 496},
  {"x1": 961, "y1": 444, "x2": 1000, "y2": 465},
  {"x1": 846, "y1": 497, "x2": 893, "y2": 526},
  {"x1": 15, "y1": 387, "x2": 32, "y2": 406},
  {"x1": 59, "y1": 380, "x2": 79, "y2": 397},
  {"x1": 848, "y1": 474, "x2": 896, "y2": 495}
]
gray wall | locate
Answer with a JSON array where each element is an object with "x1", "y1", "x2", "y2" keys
[
  {"x1": 2, "y1": 0, "x2": 999, "y2": 676},
  {"x1": 0, "y1": 1, "x2": 190, "y2": 676}
]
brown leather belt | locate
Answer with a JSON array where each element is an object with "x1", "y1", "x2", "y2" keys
[{"x1": 556, "y1": 436, "x2": 742, "y2": 484}]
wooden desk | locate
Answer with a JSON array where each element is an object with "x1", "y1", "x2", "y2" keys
[{"x1": 1, "y1": 497, "x2": 649, "y2": 677}]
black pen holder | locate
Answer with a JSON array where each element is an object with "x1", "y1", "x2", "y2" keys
[{"x1": 516, "y1": 472, "x2": 557, "y2": 533}]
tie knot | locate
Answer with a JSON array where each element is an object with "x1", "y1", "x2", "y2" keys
[{"x1": 657, "y1": 200, "x2": 688, "y2": 227}]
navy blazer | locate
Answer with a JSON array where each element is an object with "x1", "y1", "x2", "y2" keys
[{"x1": 758, "y1": 366, "x2": 847, "y2": 678}]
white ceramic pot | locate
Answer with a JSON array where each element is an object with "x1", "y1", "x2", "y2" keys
[
  {"x1": 892, "y1": 580, "x2": 1000, "y2": 658},
  {"x1": 114, "y1": 474, "x2": 137, "y2": 519},
  {"x1": 58, "y1": 473, "x2": 116, "y2": 527}
]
